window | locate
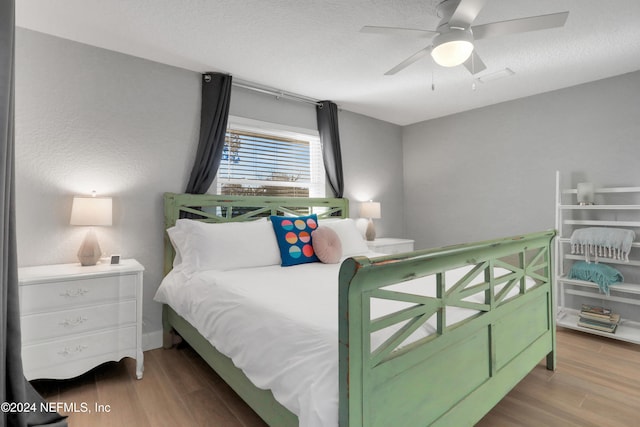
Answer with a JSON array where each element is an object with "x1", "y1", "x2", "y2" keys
[{"x1": 216, "y1": 118, "x2": 325, "y2": 198}]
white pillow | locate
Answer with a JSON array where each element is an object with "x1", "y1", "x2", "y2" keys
[
  {"x1": 319, "y1": 218, "x2": 369, "y2": 257},
  {"x1": 170, "y1": 218, "x2": 281, "y2": 273},
  {"x1": 166, "y1": 226, "x2": 186, "y2": 267}
]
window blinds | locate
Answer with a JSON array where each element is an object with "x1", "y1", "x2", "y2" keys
[{"x1": 218, "y1": 129, "x2": 325, "y2": 198}]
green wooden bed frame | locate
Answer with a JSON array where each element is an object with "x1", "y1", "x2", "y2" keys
[{"x1": 162, "y1": 193, "x2": 556, "y2": 427}]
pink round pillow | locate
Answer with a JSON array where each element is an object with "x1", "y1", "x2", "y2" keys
[{"x1": 312, "y1": 226, "x2": 343, "y2": 264}]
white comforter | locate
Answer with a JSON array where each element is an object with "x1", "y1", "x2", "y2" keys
[{"x1": 154, "y1": 254, "x2": 514, "y2": 427}]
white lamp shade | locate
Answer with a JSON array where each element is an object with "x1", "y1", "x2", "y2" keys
[
  {"x1": 431, "y1": 29, "x2": 474, "y2": 67},
  {"x1": 70, "y1": 197, "x2": 113, "y2": 226},
  {"x1": 360, "y1": 201, "x2": 381, "y2": 219}
]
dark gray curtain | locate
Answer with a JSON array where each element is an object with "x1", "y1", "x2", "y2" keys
[
  {"x1": 1, "y1": 2, "x2": 66, "y2": 426},
  {"x1": 185, "y1": 72, "x2": 233, "y2": 194},
  {"x1": 316, "y1": 101, "x2": 344, "y2": 198}
]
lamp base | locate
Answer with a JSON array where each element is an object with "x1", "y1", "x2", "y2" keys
[
  {"x1": 78, "y1": 229, "x2": 102, "y2": 266},
  {"x1": 365, "y1": 218, "x2": 376, "y2": 241}
]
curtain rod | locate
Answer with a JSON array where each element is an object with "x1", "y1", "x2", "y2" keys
[{"x1": 231, "y1": 79, "x2": 323, "y2": 107}]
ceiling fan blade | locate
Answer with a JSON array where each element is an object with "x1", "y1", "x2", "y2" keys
[
  {"x1": 472, "y1": 11, "x2": 569, "y2": 40},
  {"x1": 360, "y1": 25, "x2": 436, "y2": 38},
  {"x1": 449, "y1": 0, "x2": 489, "y2": 28},
  {"x1": 462, "y1": 51, "x2": 487, "y2": 75},
  {"x1": 384, "y1": 46, "x2": 432, "y2": 75}
]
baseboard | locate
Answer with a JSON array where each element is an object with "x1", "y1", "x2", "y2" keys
[{"x1": 142, "y1": 330, "x2": 164, "y2": 351}]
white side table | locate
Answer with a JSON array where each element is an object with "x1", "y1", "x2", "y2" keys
[
  {"x1": 18, "y1": 259, "x2": 144, "y2": 380},
  {"x1": 366, "y1": 238, "x2": 415, "y2": 255}
]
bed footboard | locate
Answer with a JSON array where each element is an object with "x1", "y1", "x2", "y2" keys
[{"x1": 338, "y1": 230, "x2": 556, "y2": 427}]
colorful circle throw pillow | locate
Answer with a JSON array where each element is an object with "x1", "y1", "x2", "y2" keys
[{"x1": 270, "y1": 214, "x2": 319, "y2": 266}]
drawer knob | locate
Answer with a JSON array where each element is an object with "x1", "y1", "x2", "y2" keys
[
  {"x1": 58, "y1": 344, "x2": 89, "y2": 357},
  {"x1": 59, "y1": 288, "x2": 89, "y2": 297},
  {"x1": 59, "y1": 316, "x2": 88, "y2": 328}
]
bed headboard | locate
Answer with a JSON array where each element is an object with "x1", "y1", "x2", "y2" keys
[{"x1": 163, "y1": 193, "x2": 350, "y2": 275}]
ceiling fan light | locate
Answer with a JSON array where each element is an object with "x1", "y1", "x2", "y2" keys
[{"x1": 431, "y1": 29, "x2": 474, "y2": 67}]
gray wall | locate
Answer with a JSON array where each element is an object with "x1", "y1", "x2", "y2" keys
[
  {"x1": 15, "y1": 29, "x2": 200, "y2": 348},
  {"x1": 403, "y1": 71, "x2": 640, "y2": 250},
  {"x1": 230, "y1": 86, "x2": 405, "y2": 237},
  {"x1": 15, "y1": 29, "x2": 404, "y2": 347},
  {"x1": 339, "y1": 109, "x2": 404, "y2": 236}
]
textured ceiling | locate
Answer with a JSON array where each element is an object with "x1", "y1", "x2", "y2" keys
[{"x1": 15, "y1": 0, "x2": 640, "y2": 125}]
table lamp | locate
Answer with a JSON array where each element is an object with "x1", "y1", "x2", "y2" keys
[
  {"x1": 360, "y1": 201, "x2": 381, "y2": 241},
  {"x1": 70, "y1": 193, "x2": 112, "y2": 266}
]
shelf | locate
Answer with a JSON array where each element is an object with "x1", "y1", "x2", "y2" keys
[
  {"x1": 557, "y1": 237, "x2": 640, "y2": 248},
  {"x1": 556, "y1": 308, "x2": 640, "y2": 345},
  {"x1": 565, "y1": 289, "x2": 640, "y2": 306},
  {"x1": 563, "y1": 254, "x2": 640, "y2": 267},
  {"x1": 557, "y1": 276, "x2": 640, "y2": 295},
  {"x1": 556, "y1": 172, "x2": 640, "y2": 345},
  {"x1": 562, "y1": 187, "x2": 640, "y2": 194},
  {"x1": 563, "y1": 220, "x2": 640, "y2": 227},
  {"x1": 559, "y1": 205, "x2": 640, "y2": 210}
]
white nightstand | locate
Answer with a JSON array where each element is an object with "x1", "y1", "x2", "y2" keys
[
  {"x1": 366, "y1": 238, "x2": 415, "y2": 255},
  {"x1": 18, "y1": 259, "x2": 144, "y2": 380}
]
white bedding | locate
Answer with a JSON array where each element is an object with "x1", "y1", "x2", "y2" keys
[{"x1": 154, "y1": 253, "x2": 529, "y2": 427}]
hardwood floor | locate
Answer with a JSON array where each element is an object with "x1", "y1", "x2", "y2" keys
[{"x1": 32, "y1": 328, "x2": 640, "y2": 427}]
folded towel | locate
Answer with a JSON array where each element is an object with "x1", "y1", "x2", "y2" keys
[
  {"x1": 570, "y1": 227, "x2": 635, "y2": 262},
  {"x1": 569, "y1": 261, "x2": 623, "y2": 295}
]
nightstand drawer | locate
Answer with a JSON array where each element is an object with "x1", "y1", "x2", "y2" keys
[
  {"x1": 366, "y1": 238, "x2": 415, "y2": 255},
  {"x1": 20, "y1": 274, "x2": 137, "y2": 314},
  {"x1": 379, "y1": 242, "x2": 414, "y2": 254},
  {"x1": 22, "y1": 326, "x2": 137, "y2": 380},
  {"x1": 21, "y1": 300, "x2": 137, "y2": 344}
]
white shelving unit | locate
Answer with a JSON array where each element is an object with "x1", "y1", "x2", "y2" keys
[{"x1": 555, "y1": 172, "x2": 640, "y2": 344}]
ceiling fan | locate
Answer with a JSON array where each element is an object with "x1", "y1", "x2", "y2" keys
[{"x1": 361, "y1": 0, "x2": 569, "y2": 75}]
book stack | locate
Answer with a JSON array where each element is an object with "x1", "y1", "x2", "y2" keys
[{"x1": 577, "y1": 304, "x2": 620, "y2": 333}]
